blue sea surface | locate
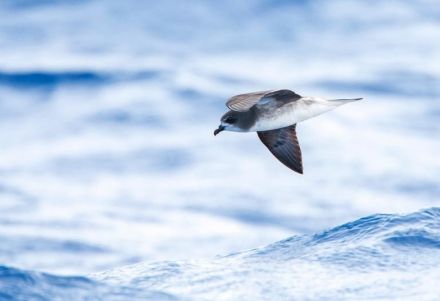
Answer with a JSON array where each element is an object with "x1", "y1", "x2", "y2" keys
[
  {"x1": 0, "y1": 0, "x2": 439, "y2": 300},
  {"x1": 2, "y1": 209, "x2": 440, "y2": 300}
]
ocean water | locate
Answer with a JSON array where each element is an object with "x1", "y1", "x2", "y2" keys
[
  {"x1": 2, "y1": 209, "x2": 440, "y2": 300},
  {"x1": 0, "y1": 0, "x2": 439, "y2": 300}
]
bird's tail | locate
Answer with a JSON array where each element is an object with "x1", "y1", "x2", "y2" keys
[{"x1": 327, "y1": 97, "x2": 363, "y2": 104}]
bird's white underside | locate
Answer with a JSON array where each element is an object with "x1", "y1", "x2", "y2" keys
[{"x1": 248, "y1": 97, "x2": 345, "y2": 132}]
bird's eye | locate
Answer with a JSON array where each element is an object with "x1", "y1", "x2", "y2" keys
[{"x1": 224, "y1": 116, "x2": 237, "y2": 124}]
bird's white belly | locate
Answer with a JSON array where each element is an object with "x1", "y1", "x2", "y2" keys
[{"x1": 249, "y1": 99, "x2": 337, "y2": 132}]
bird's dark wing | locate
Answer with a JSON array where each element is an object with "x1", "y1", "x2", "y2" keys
[
  {"x1": 226, "y1": 89, "x2": 301, "y2": 112},
  {"x1": 257, "y1": 124, "x2": 303, "y2": 174}
]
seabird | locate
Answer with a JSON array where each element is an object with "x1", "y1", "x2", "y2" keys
[{"x1": 214, "y1": 89, "x2": 362, "y2": 174}]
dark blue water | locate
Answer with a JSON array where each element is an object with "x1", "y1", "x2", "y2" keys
[{"x1": 0, "y1": 266, "x2": 177, "y2": 301}]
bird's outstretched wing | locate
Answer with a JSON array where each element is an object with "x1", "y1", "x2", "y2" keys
[
  {"x1": 226, "y1": 89, "x2": 301, "y2": 112},
  {"x1": 257, "y1": 124, "x2": 303, "y2": 174}
]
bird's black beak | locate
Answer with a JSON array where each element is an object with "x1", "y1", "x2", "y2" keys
[{"x1": 214, "y1": 125, "x2": 225, "y2": 136}]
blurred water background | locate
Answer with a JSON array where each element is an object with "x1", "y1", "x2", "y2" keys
[{"x1": 0, "y1": 0, "x2": 439, "y2": 300}]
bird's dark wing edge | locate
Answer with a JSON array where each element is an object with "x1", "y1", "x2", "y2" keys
[
  {"x1": 226, "y1": 89, "x2": 301, "y2": 112},
  {"x1": 264, "y1": 89, "x2": 302, "y2": 103},
  {"x1": 257, "y1": 124, "x2": 303, "y2": 174}
]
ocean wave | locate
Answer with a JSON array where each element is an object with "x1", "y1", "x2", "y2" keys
[
  {"x1": 2, "y1": 208, "x2": 440, "y2": 300},
  {"x1": 0, "y1": 70, "x2": 161, "y2": 90},
  {"x1": 91, "y1": 208, "x2": 440, "y2": 300},
  {"x1": 0, "y1": 265, "x2": 176, "y2": 301},
  {"x1": 0, "y1": 71, "x2": 108, "y2": 89}
]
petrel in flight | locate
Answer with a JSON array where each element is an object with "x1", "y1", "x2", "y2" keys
[{"x1": 214, "y1": 89, "x2": 362, "y2": 174}]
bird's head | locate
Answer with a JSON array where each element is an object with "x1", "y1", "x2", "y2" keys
[{"x1": 214, "y1": 111, "x2": 242, "y2": 136}]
